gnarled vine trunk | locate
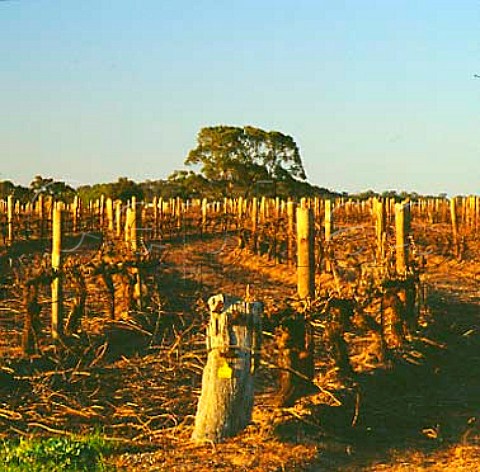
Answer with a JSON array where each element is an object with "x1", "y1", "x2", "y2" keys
[{"x1": 192, "y1": 294, "x2": 262, "y2": 442}]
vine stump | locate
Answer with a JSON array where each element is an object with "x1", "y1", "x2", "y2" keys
[{"x1": 192, "y1": 294, "x2": 263, "y2": 442}]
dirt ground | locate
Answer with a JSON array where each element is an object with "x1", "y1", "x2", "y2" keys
[
  {"x1": 2, "y1": 228, "x2": 480, "y2": 471},
  {"x1": 115, "y1": 233, "x2": 480, "y2": 471}
]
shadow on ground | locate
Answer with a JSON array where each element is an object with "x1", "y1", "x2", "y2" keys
[{"x1": 276, "y1": 288, "x2": 480, "y2": 470}]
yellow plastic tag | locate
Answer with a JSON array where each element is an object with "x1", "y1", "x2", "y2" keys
[{"x1": 218, "y1": 360, "x2": 233, "y2": 379}]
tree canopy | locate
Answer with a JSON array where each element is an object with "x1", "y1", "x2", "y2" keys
[
  {"x1": 29, "y1": 175, "x2": 76, "y2": 202},
  {"x1": 77, "y1": 177, "x2": 144, "y2": 203},
  {"x1": 185, "y1": 126, "x2": 307, "y2": 193}
]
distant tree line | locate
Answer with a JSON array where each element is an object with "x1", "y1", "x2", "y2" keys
[
  {"x1": 0, "y1": 175, "x2": 76, "y2": 204},
  {"x1": 0, "y1": 176, "x2": 447, "y2": 205},
  {"x1": 0, "y1": 125, "x2": 450, "y2": 203}
]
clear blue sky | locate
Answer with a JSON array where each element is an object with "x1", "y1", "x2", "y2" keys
[{"x1": 1, "y1": 0, "x2": 479, "y2": 195}]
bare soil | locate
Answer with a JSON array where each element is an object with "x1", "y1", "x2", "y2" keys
[{"x1": 2, "y1": 230, "x2": 480, "y2": 471}]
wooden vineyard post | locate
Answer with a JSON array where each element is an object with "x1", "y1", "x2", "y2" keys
[
  {"x1": 236, "y1": 196, "x2": 244, "y2": 229},
  {"x1": 296, "y1": 207, "x2": 315, "y2": 299},
  {"x1": 461, "y1": 197, "x2": 467, "y2": 227},
  {"x1": 176, "y1": 197, "x2": 182, "y2": 231},
  {"x1": 275, "y1": 196, "x2": 280, "y2": 218},
  {"x1": 324, "y1": 199, "x2": 333, "y2": 272},
  {"x1": 222, "y1": 197, "x2": 228, "y2": 232},
  {"x1": 201, "y1": 198, "x2": 208, "y2": 230},
  {"x1": 158, "y1": 197, "x2": 164, "y2": 230},
  {"x1": 450, "y1": 197, "x2": 459, "y2": 258},
  {"x1": 87, "y1": 200, "x2": 92, "y2": 231},
  {"x1": 71, "y1": 195, "x2": 78, "y2": 233},
  {"x1": 51, "y1": 203, "x2": 63, "y2": 340},
  {"x1": 274, "y1": 207, "x2": 316, "y2": 407},
  {"x1": 313, "y1": 197, "x2": 320, "y2": 219},
  {"x1": 7, "y1": 195, "x2": 13, "y2": 245},
  {"x1": 440, "y1": 197, "x2": 448, "y2": 224},
  {"x1": 99, "y1": 194, "x2": 105, "y2": 229},
  {"x1": 251, "y1": 197, "x2": 258, "y2": 254},
  {"x1": 129, "y1": 197, "x2": 138, "y2": 250},
  {"x1": 115, "y1": 200, "x2": 122, "y2": 238},
  {"x1": 476, "y1": 196, "x2": 480, "y2": 236},
  {"x1": 469, "y1": 195, "x2": 476, "y2": 235},
  {"x1": 106, "y1": 197, "x2": 114, "y2": 234},
  {"x1": 395, "y1": 201, "x2": 411, "y2": 276},
  {"x1": 152, "y1": 196, "x2": 158, "y2": 238},
  {"x1": 37, "y1": 194, "x2": 44, "y2": 238},
  {"x1": 125, "y1": 207, "x2": 133, "y2": 246},
  {"x1": 129, "y1": 200, "x2": 143, "y2": 310},
  {"x1": 324, "y1": 199, "x2": 333, "y2": 243},
  {"x1": 260, "y1": 196, "x2": 266, "y2": 224},
  {"x1": 192, "y1": 294, "x2": 263, "y2": 442},
  {"x1": 287, "y1": 200, "x2": 296, "y2": 266},
  {"x1": 464, "y1": 197, "x2": 470, "y2": 230},
  {"x1": 374, "y1": 197, "x2": 386, "y2": 264}
]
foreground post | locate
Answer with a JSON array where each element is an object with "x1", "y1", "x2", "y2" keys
[
  {"x1": 192, "y1": 294, "x2": 263, "y2": 442},
  {"x1": 51, "y1": 203, "x2": 63, "y2": 340},
  {"x1": 296, "y1": 207, "x2": 315, "y2": 299},
  {"x1": 275, "y1": 207, "x2": 316, "y2": 407}
]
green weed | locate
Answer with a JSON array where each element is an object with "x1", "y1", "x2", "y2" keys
[{"x1": 0, "y1": 434, "x2": 116, "y2": 471}]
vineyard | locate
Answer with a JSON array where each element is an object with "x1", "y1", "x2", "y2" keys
[{"x1": 1, "y1": 194, "x2": 480, "y2": 470}]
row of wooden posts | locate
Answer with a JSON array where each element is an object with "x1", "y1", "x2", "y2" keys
[
  {"x1": 296, "y1": 198, "x2": 411, "y2": 298},
  {"x1": 5, "y1": 196, "x2": 419, "y2": 442},
  {"x1": 48, "y1": 200, "x2": 143, "y2": 340},
  {"x1": 1, "y1": 194, "x2": 478, "y2": 247},
  {"x1": 40, "y1": 197, "x2": 413, "y2": 341},
  {"x1": 0, "y1": 193, "x2": 440, "y2": 347}
]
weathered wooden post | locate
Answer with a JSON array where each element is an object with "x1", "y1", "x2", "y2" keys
[
  {"x1": 476, "y1": 196, "x2": 480, "y2": 236},
  {"x1": 237, "y1": 196, "x2": 244, "y2": 220},
  {"x1": 125, "y1": 207, "x2": 133, "y2": 246},
  {"x1": 51, "y1": 203, "x2": 63, "y2": 340},
  {"x1": 7, "y1": 195, "x2": 14, "y2": 245},
  {"x1": 450, "y1": 197, "x2": 459, "y2": 258},
  {"x1": 152, "y1": 196, "x2": 159, "y2": 238},
  {"x1": 324, "y1": 199, "x2": 333, "y2": 273},
  {"x1": 37, "y1": 194, "x2": 44, "y2": 238},
  {"x1": 106, "y1": 197, "x2": 114, "y2": 233},
  {"x1": 99, "y1": 194, "x2": 105, "y2": 229},
  {"x1": 461, "y1": 197, "x2": 467, "y2": 226},
  {"x1": 374, "y1": 197, "x2": 386, "y2": 263},
  {"x1": 129, "y1": 200, "x2": 144, "y2": 310},
  {"x1": 128, "y1": 197, "x2": 138, "y2": 248},
  {"x1": 251, "y1": 197, "x2": 258, "y2": 254},
  {"x1": 175, "y1": 197, "x2": 182, "y2": 231},
  {"x1": 275, "y1": 207, "x2": 316, "y2": 407},
  {"x1": 287, "y1": 200, "x2": 296, "y2": 266},
  {"x1": 71, "y1": 195, "x2": 79, "y2": 233},
  {"x1": 115, "y1": 200, "x2": 122, "y2": 238},
  {"x1": 192, "y1": 294, "x2": 263, "y2": 442},
  {"x1": 469, "y1": 195, "x2": 476, "y2": 234},
  {"x1": 201, "y1": 198, "x2": 208, "y2": 230},
  {"x1": 260, "y1": 196, "x2": 266, "y2": 223},
  {"x1": 395, "y1": 201, "x2": 411, "y2": 276},
  {"x1": 297, "y1": 207, "x2": 315, "y2": 298}
]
